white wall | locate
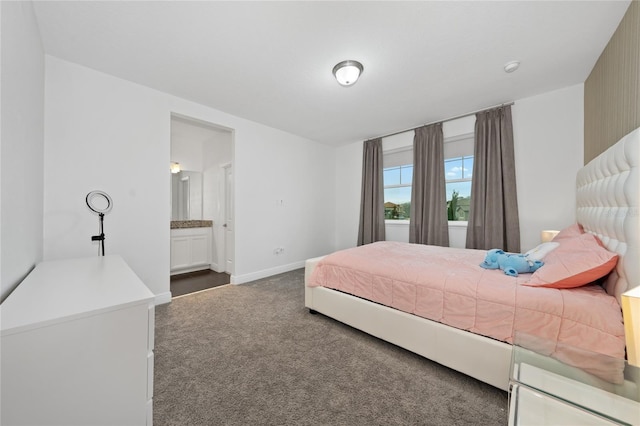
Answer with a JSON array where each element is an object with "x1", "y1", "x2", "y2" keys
[
  {"x1": 0, "y1": 1, "x2": 45, "y2": 301},
  {"x1": 512, "y1": 84, "x2": 584, "y2": 250},
  {"x1": 334, "y1": 85, "x2": 584, "y2": 253},
  {"x1": 170, "y1": 131, "x2": 205, "y2": 172},
  {"x1": 43, "y1": 56, "x2": 335, "y2": 301},
  {"x1": 334, "y1": 141, "x2": 363, "y2": 251},
  {"x1": 201, "y1": 130, "x2": 232, "y2": 222}
]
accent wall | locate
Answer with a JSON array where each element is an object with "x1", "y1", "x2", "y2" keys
[{"x1": 585, "y1": 0, "x2": 639, "y2": 162}]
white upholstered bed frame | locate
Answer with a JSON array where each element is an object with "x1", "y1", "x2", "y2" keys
[{"x1": 305, "y1": 127, "x2": 640, "y2": 391}]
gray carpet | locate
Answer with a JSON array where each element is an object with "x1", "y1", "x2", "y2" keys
[{"x1": 154, "y1": 269, "x2": 508, "y2": 426}]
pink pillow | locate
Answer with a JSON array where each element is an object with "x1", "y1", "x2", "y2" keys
[
  {"x1": 524, "y1": 233, "x2": 618, "y2": 289},
  {"x1": 552, "y1": 223, "x2": 584, "y2": 241}
]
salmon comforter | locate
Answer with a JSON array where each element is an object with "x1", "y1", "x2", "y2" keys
[{"x1": 308, "y1": 241, "x2": 626, "y2": 383}]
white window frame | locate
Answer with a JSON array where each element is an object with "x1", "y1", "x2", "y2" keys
[
  {"x1": 383, "y1": 147, "x2": 413, "y2": 224},
  {"x1": 381, "y1": 133, "x2": 474, "y2": 225},
  {"x1": 444, "y1": 132, "x2": 474, "y2": 224}
]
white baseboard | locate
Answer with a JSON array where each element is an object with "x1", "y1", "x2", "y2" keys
[
  {"x1": 154, "y1": 291, "x2": 172, "y2": 305},
  {"x1": 231, "y1": 260, "x2": 305, "y2": 285},
  {"x1": 170, "y1": 264, "x2": 211, "y2": 276}
]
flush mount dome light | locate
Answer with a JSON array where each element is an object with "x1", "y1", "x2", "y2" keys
[{"x1": 332, "y1": 60, "x2": 364, "y2": 86}]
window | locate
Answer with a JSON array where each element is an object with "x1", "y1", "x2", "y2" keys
[
  {"x1": 445, "y1": 156, "x2": 473, "y2": 221},
  {"x1": 382, "y1": 133, "x2": 474, "y2": 222},
  {"x1": 383, "y1": 147, "x2": 413, "y2": 220},
  {"x1": 383, "y1": 164, "x2": 412, "y2": 220},
  {"x1": 444, "y1": 132, "x2": 474, "y2": 221}
]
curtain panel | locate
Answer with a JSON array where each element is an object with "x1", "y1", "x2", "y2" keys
[
  {"x1": 409, "y1": 123, "x2": 450, "y2": 246},
  {"x1": 466, "y1": 106, "x2": 521, "y2": 252},
  {"x1": 357, "y1": 138, "x2": 385, "y2": 246}
]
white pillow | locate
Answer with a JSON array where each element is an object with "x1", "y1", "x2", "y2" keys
[{"x1": 525, "y1": 242, "x2": 560, "y2": 261}]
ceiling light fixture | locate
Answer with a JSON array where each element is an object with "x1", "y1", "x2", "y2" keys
[
  {"x1": 332, "y1": 60, "x2": 364, "y2": 86},
  {"x1": 504, "y1": 61, "x2": 520, "y2": 73},
  {"x1": 170, "y1": 162, "x2": 181, "y2": 174}
]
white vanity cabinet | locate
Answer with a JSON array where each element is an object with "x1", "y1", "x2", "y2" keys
[
  {"x1": 170, "y1": 226, "x2": 212, "y2": 274},
  {"x1": 0, "y1": 255, "x2": 155, "y2": 426}
]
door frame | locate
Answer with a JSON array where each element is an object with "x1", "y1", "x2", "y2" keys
[
  {"x1": 222, "y1": 162, "x2": 234, "y2": 275},
  {"x1": 169, "y1": 113, "x2": 235, "y2": 280}
]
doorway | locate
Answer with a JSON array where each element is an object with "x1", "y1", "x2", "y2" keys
[
  {"x1": 170, "y1": 270, "x2": 230, "y2": 297},
  {"x1": 169, "y1": 114, "x2": 234, "y2": 295}
]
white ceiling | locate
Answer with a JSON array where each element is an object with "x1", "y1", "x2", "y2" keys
[{"x1": 32, "y1": 1, "x2": 630, "y2": 146}]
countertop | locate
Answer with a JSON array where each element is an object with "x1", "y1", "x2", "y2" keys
[{"x1": 170, "y1": 220, "x2": 213, "y2": 229}]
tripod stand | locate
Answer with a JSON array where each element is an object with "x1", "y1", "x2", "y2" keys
[{"x1": 91, "y1": 212, "x2": 106, "y2": 256}]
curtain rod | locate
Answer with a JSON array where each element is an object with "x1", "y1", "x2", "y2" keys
[{"x1": 367, "y1": 101, "x2": 515, "y2": 141}]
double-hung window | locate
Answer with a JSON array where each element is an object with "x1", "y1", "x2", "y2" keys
[
  {"x1": 444, "y1": 156, "x2": 473, "y2": 221},
  {"x1": 383, "y1": 148, "x2": 412, "y2": 220},
  {"x1": 382, "y1": 133, "x2": 474, "y2": 222},
  {"x1": 444, "y1": 133, "x2": 474, "y2": 221}
]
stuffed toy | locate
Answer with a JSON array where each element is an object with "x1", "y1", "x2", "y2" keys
[{"x1": 480, "y1": 249, "x2": 544, "y2": 277}]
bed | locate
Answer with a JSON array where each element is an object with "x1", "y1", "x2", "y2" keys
[{"x1": 305, "y1": 127, "x2": 639, "y2": 392}]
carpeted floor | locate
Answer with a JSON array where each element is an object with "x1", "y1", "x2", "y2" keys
[{"x1": 154, "y1": 269, "x2": 508, "y2": 426}]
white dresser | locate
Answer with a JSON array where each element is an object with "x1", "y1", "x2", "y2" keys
[{"x1": 0, "y1": 255, "x2": 155, "y2": 426}]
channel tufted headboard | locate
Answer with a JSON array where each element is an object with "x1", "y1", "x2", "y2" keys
[{"x1": 576, "y1": 127, "x2": 639, "y2": 302}]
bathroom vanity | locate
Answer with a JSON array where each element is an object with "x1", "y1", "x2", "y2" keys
[{"x1": 170, "y1": 220, "x2": 213, "y2": 274}]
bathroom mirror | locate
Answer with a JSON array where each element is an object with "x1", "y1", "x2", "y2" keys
[{"x1": 171, "y1": 170, "x2": 203, "y2": 220}]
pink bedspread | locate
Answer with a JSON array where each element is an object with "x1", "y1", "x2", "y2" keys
[{"x1": 309, "y1": 241, "x2": 626, "y2": 383}]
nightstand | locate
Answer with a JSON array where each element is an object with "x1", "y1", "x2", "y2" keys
[{"x1": 508, "y1": 344, "x2": 640, "y2": 425}]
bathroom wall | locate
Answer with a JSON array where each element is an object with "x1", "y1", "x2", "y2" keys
[{"x1": 202, "y1": 130, "x2": 232, "y2": 272}]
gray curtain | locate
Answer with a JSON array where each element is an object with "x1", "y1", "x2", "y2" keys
[
  {"x1": 466, "y1": 106, "x2": 520, "y2": 252},
  {"x1": 409, "y1": 123, "x2": 449, "y2": 246},
  {"x1": 357, "y1": 138, "x2": 385, "y2": 246}
]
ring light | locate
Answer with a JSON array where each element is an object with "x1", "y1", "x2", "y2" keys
[
  {"x1": 85, "y1": 190, "x2": 113, "y2": 256},
  {"x1": 86, "y1": 190, "x2": 113, "y2": 214}
]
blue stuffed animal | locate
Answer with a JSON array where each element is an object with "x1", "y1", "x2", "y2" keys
[{"x1": 480, "y1": 249, "x2": 544, "y2": 277}]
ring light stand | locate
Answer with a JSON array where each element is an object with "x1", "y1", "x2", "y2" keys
[{"x1": 86, "y1": 191, "x2": 113, "y2": 256}]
